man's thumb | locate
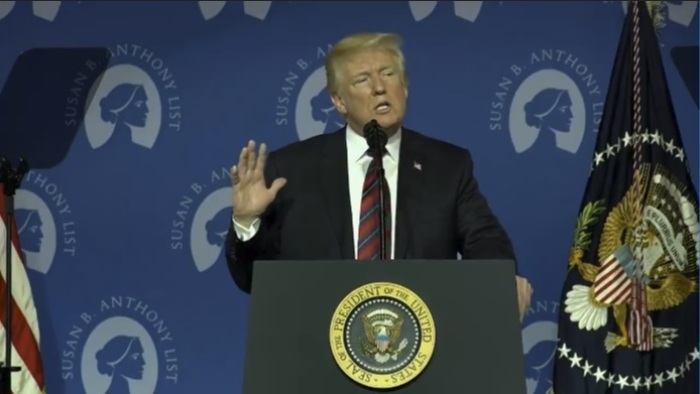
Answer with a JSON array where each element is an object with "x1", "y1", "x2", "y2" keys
[{"x1": 270, "y1": 177, "x2": 287, "y2": 194}]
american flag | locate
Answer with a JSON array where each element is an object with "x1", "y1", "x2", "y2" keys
[{"x1": 0, "y1": 185, "x2": 45, "y2": 394}]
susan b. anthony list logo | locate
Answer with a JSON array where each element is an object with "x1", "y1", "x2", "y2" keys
[
  {"x1": 170, "y1": 167, "x2": 232, "y2": 272},
  {"x1": 489, "y1": 49, "x2": 605, "y2": 155},
  {"x1": 15, "y1": 170, "x2": 77, "y2": 274},
  {"x1": 521, "y1": 299, "x2": 559, "y2": 394},
  {"x1": 61, "y1": 296, "x2": 179, "y2": 393},
  {"x1": 64, "y1": 44, "x2": 182, "y2": 150},
  {"x1": 275, "y1": 43, "x2": 346, "y2": 141}
]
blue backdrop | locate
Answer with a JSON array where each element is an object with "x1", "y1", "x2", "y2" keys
[{"x1": 0, "y1": 1, "x2": 697, "y2": 393}]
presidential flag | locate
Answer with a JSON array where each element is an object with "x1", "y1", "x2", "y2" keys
[
  {"x1": 0, "y1": 185, "x2": 46, "y2": 393},
  {"x1": 552, "y1": 1, "x2": 699, "y2": 393}
]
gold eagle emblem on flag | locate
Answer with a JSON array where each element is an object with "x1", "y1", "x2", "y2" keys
[{"x1": 565, "y1": 161, "x2": 698, "y2": 352}]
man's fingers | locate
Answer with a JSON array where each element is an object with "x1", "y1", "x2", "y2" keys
[
  {"x1": 269, "y1": 177, "x2": 287, "y2": 195},
  {"x1": 238, "y1": 145, "x2": 248, "y2": 175},
  {"x1": 256, "y1": 143, "x2": 268, "y2": 173},
  {"x1": 246, "y1": 140, "x2": 257, "y2": 174},
  {"x1": 234, "y1": 140, "x2": 269, "y2": 187},
  {"x1": 517, "y1": 296, "x2": 523, "y2": 320},
  {"x1": 515, "y1": 276, "x2": 531, "y2": 322},
  {"x1": 231, "y1": 165, "x2": 241, "y2": 186}
]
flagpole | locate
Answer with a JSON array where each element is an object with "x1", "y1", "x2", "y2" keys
[
  {"x1": 627, "y1": 0, "x2": 656, "y2": 352},
  {"x1": 0, "y1": 157, "x2": 27, "y2": 394}
]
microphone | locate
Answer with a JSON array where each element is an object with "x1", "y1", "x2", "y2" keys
[
  {"x1": 362, "y1": 119, "x2": 388, "y2": 158},
  {"x1": 362, "y1": 119, "x2": 389, "y2": 260}
]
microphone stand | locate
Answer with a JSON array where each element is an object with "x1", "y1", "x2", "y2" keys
[
  {"x1": 363, "y1": 120, "x2": 389, "y2": 260},
  {"x1": 375, "y1": 149, "x2": 387, "y2": 260},
  {"x1": 0, "y1": 158, "x2": 27, "y2": 394}
]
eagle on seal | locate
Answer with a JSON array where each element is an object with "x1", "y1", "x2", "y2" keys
[{"x1": 361, "y1": 308, "x2": 404, "y2": 356}]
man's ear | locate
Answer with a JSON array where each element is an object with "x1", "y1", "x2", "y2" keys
[{"x1": 331, "y1": 93, "x2": 347, "y2": 116}]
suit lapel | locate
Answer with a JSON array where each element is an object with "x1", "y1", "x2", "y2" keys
[
  {"x1": 395, "y1": 130, "x2": 426, "y2": 260},
  {"x1": 319, "y1": 129, "x2": 355, "y2": 259}
]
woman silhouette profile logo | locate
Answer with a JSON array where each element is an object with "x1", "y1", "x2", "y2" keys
[
  {"x1": 99, "y1": 83, "x2": 149, "y2": 144},
  {"x1": 95, "y1": 335, "x2": 145, "y2": 394},
  {"x1": 15, "y1": 208, "x2": 43, "y2": 257},
  {"x1": 84, "y1": 64, "x2": 162, "y2": 149},
  {"x1": 523, "y1": 88, "x2": 573, "y2": 148},
  {"x1": 508, "y1": 69, "x2": 586, "y2": 154}
]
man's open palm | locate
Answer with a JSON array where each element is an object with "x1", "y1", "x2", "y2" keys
[{"x1": 231, "y1": 140, "x2": 287, "y2": 224}]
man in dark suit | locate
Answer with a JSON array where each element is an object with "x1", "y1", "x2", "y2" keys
[{"x1": 226, "y1": 32, "x2": 533, "y2": 320}]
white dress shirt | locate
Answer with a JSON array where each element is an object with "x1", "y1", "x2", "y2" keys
[{"x1": 232, "y1": 125, "x2": 401, "y2": 259}]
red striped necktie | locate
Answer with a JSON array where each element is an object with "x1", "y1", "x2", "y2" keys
[{"x1": 357, "y1": 150, "x2": 391, "y2": 260}]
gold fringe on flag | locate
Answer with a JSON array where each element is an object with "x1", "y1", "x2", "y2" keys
[{"x1": 643, "y1": 0, "x2": 666, "y2": 32}]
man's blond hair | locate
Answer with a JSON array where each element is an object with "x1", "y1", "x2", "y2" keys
[{"x1": 325, "y1": 32, "x2": 407, "y2": 95}]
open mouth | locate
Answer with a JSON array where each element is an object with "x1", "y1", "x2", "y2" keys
[{"x1": 375, "y1": 101, "x2": 391, "y2": 112}]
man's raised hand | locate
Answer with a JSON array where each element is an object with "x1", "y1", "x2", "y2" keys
[{"x1": 230, "y1": 140, "x2": 287, "y2": 227}]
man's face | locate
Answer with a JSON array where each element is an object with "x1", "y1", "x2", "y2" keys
[{"x1": 330, "y1": 49, "x2": 408, "y2": 136}]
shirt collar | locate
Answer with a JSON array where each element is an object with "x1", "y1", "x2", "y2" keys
[{"x1": 345, "y1": 123, "x2": 402, "y2": 163}]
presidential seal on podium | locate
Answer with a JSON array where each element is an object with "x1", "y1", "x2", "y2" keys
[{"x1": 329, "y1": 282, "x2": 436, "y2": 389}]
